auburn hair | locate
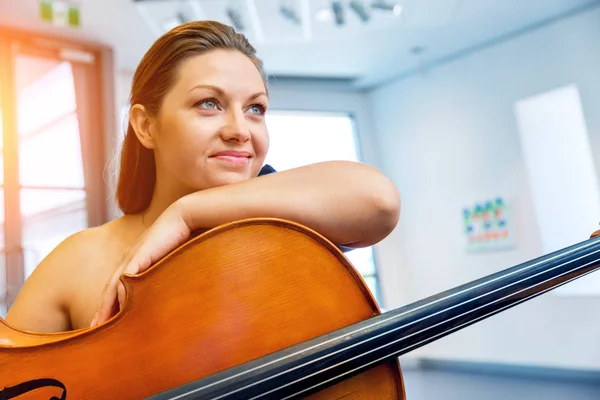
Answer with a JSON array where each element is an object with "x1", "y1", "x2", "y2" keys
[{"x1": 115, "y1": 21, "x2": 267, "y2": 214}]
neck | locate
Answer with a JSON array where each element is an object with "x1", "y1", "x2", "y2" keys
[{"x1": 140, "y1": 168, "x2": 194, "y2": 229}]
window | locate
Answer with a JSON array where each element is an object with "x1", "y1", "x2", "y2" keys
[
  {"x1": 264, "y1": 110, "x2": 382, "y2": 304},
  {"x1": 0, "y1": 30, "x2": 108, "y2": 316},
  {"x1": 16, "y1": 56, "x2": 88, "y2": 280}
]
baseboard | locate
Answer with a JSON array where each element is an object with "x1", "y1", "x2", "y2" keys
[{"x1": 414, "y1": 358, "x2": 600, "y2": 384}]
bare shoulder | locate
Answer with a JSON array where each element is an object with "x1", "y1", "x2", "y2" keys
[{"x1": 4, "y1": 216, "x2": 140, "y2": 333}]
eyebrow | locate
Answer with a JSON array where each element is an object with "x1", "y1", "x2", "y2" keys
[{"x1": 189, "y1": 84, "x2": 267, "y2": 101}]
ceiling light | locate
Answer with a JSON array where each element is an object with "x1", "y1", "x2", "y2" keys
[
  {"x1": 315, "y1": 8, "x2": 334, "y2": 23},
  {"x1": 226, "y1": 7, "x2": 245, "y2": 31},
  {"x1": 280, "y1": 1, "x2": 301, "y2": 25},
  {"x1": 349, "y1": 0, "x2": 370, "y2": 23},
  {"x1": 331, "y1": 1, "x2": 345, "y2": 26},
  {"x1": 371, "y1": 0, "x2": 402, "y2": 16},
  {"x1": 162, "y1": 12, "x2": 186, "y2": 33}
]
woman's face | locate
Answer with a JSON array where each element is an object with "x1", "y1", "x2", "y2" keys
[{"x1": 149, "y1": 49, "x2": 269, "y2": 194}]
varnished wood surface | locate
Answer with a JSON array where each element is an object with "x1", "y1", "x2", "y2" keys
[{"x1": 0, "y1": 218, "x2": 405, "y2": 399}]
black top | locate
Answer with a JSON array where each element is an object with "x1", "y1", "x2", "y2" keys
[{"x1": 258, "y1": 164, "x2": 277, "y2": 176}]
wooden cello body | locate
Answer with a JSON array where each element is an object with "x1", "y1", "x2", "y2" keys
[{"x1": 0, "y1": 218, "x2": 405, "y2": 399}]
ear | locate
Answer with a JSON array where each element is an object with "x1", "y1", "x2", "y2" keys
[{"x1": 129, "y1": 104, "x2": 156, "y2": 150}]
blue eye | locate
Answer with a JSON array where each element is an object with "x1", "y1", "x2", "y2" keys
[
  {"x1": 199, "y1": 99, "x2": 218, "y2": 109},
  {"x1": 248, "y1": 104, "x2": 266, "y2": 115}
]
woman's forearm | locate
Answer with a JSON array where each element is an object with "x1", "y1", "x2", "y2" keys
[{"x1": 175, "y1": 161, "x2": 400, "y2": 247}]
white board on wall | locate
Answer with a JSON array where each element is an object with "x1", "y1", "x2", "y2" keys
[{"x1": 515, "y1": 84, "x2": 600, "y2": 296}]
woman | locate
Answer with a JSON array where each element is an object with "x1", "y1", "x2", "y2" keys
[{"x1": 4, "y1": 21, "x2": 400, "y2": 333}]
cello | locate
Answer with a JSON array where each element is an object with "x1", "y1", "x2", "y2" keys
[{"x1": 1, "y1": 218, "x2": 600, "y2": 399}]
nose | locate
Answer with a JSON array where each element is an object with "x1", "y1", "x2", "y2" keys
[{"x1": 221, "y1": 109, "x2": 251, "y2": 143}]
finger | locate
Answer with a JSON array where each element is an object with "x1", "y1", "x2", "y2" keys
[
  {"x1": 89, "y1": 313, "x2": 98, "y2": 328},
  {"x1": 97, "y1": 275, "x2": 120, "y2": 324},
  {"x1": 117, "y1": 280, "x2": 126, "y2": 311},
  {"x1": 124, "y1": 259, "x2": 141, "y2": 276},
  {"x1": 90, "y1": 282, "x2": 110, "y2": 327},
  {"x1": 95, "y1": 257, "x2": 135, "y2": 324}
]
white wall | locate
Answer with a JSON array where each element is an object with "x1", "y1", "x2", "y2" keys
[{"x1": 368, "y1": 6, "x2": 600, "y2": 370}]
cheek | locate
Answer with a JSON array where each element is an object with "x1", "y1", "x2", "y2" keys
[
  {"x1": 254, "y1": 125, "x2": 269, "y2": 159},
  {"x1": 158, "y1": 114, "x2": 211, "y2": 155},
  {"x1": 153, "y1": 119, "x2": 200, "y2": 174}
]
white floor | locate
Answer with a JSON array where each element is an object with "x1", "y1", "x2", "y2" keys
[{"x1": 401, "y1": 367, "x2": 600, "y2": 400}]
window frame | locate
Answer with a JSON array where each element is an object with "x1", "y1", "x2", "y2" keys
[{"x1": 0, "y1": 26, "x2": 114, "y2": 311}]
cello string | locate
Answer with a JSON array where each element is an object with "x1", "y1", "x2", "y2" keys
[
  {"x1": 276, "y1": 264, "x2": 600, "y2": 400},
  {"x1": 247, "y1": 257, "x2": 600, "y2": 400},
  {"x1": 206, "y1": 250, "x2": 600, "y2": 400},
  {"x1": 169, "y1": 239, "x2": 600, "y2": 399},
  {"x1": 172, "y1": 241, "x2": 600, "y2": 400}
]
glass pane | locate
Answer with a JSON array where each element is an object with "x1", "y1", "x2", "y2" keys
[
  {"x1": 264, "y1": 112, "x2": 359, "y2": 171},
  {"x1": 16, "y1": 57, "x2": 76, "y2": 135},
  {"x1": 21, "y1": 188, "x2": 85, "y2": 218},
  {"x1": 345, "y1": 247, "x2": 376, "y2": 276},
  {"x1": 363, "y1": 275, "x2": 380, "y2": 305},
  {"x1": 19, "y1": 112, "x2": 84, "y2": 187},
  {"x1": 21, "y1": 188, "x2": 86, "y2": 279},
  {"x1": 15, "y1": 55, "x2": 84, "y2": 188}
]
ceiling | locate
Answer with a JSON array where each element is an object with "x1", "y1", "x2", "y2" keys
[{"x1": 0, "y1": 0, "x2": 598, "y2": 88}]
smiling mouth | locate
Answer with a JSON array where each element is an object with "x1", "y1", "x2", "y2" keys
[{"x1": 211, "y1": 154, "x2": 250, "y2": 167}]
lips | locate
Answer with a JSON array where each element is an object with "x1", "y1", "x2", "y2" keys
[
  {"x1": 210, "y1": 150, "x2": 251, "y2": 167},
  {"x1": 212, "y1": 151, "x2": 251, "y2": 158}
]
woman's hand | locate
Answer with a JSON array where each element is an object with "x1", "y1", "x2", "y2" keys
[
  {"x1": 88, "y1": 161, "x2": 400, "y2": 327},
  {"x1": 90, "y1": 204, "x2": 192, "y2": 327}
]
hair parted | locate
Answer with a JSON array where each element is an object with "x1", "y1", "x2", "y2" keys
[{"x1": 115, "y1": 20, "x2": 268, "y2": 214}]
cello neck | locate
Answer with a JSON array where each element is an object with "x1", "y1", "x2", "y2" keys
[{"x1": 149, "y1": 235, "x2": 600, "y2": 400}]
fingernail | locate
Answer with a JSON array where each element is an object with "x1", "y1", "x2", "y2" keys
[{"x1": 90, "y1": 311, "x2": 98, "y2": 327}]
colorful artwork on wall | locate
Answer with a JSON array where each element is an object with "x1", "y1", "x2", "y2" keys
[
  {"x1": 463, "y1": 197, "x2": 515, "y2": 252},
  {"x1": 40, "y1": 0, "x2": 80, "y2": 28}
]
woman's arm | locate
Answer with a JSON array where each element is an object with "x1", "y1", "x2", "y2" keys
[
  {"x1": 177, "y1": 161, "x2": 400, "y2": 247},
  {"x1": 91, "y1": 161, "x2": 400, "y2": 326}
]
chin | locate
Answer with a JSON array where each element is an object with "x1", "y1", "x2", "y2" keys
[{"x1": 203, "y1": 171, "x2": 253, "y2": 189}]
